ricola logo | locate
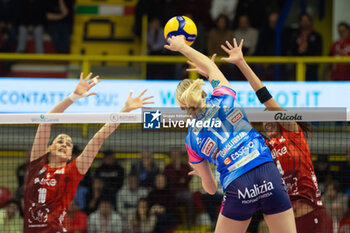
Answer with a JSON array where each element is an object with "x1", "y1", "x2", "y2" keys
[
  {"x1": 238, "y1": 180, "x2": 274, "y2": 199},
  {"x1": 274, "y1": 112, "x2": 302, "y2": 121}
]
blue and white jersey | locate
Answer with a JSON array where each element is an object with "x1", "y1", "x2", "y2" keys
[{"x1": 185, "y1": 86, "x2": 273, "y2": 191}]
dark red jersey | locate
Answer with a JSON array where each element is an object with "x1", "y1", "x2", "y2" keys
[
  {"x1": 265, "y1": 125, "x2": 323, "y2": 207},
  {"x1": 24, "y1": 153, "x2": 84, "y2": 233}
]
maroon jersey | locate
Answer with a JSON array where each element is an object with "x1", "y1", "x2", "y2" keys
[
  {"x1": 24, "y1": 153, "x2": 84, "y2": 233},
  {"x1": 265, "y1": 125, "x2": 323, "y2": 207}
]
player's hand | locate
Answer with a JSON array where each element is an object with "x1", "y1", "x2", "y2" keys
[
  {"x1": 73, "y1": 72, "x2": 100, "y2": 97},
  {"x1": 188, "y1": 163, "x2": 199, "y2": 176},
  {"x1": 122, "y1": 89, "x2": 154, "y2": 112},
  {"x1": 221, "y1": 38, "x2": 245, "y2": 64},
  {"x1": 186, "y1": 54, "x2": 217, "y2": 78},
  {"x1": 164, "y1": 35, "x2": 187, "y2": 52}
]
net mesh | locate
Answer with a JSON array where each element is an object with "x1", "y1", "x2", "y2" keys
[{"x1": 0, "y1": 114, "x2": 349, "y2": 233}]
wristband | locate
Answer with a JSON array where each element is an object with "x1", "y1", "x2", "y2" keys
[
  {"x1": 256, "y1": 86, "x2": 272, "y2": 104},
  {"x1": 69, "y1": 92, "x2": 88, "y2": 102}
]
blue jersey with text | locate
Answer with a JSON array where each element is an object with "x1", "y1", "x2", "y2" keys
[{"x1": 185, "y1": 86, "x2": 273, "y2": 191}]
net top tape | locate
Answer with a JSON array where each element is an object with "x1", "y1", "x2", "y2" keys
[{"x1": 0, "y1": 110, "x2": 348, "y2": 124}]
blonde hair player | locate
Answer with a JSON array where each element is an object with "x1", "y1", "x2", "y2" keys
[
  {"x1": 24, "y1": 73, "x2": 153, "y2": 233},
  {"x1": 164, "y1": 36, "x2": 296, "y2": 233},
  {"x1": 221, "y1": 38, "x2": 333, "y2": 233}
]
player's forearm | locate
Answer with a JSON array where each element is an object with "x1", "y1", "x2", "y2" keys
[
  {"x1": 202, "y1": 179, "x2": 217, "y2": 195},
  {"x1": 48, "y1": 97, "x2": 74, "y2": 113},
  {"x1": 179, "y1": 44, "x2": 215, "y2": 77},
  {"x1": 236, "y1": 59, "x2": 264, "y2": 92}
]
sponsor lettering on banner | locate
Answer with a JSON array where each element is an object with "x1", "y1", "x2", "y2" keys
[{"x1": 274, "y1": 112, "x2": 302, "y2": 121}]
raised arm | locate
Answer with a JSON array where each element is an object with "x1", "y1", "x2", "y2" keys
[
  {"x1": 75, "y1": 90, "x2": 154, "y2": 175},
  {"x1": 164, "y1": 36, "x2": 231, "y2": 88},
  {"x1": 30, "y1": 73, "x2": 99, "y2": 162},
  {"x1": 221, "y1": 38, "x2": 298, "y2": 132}
]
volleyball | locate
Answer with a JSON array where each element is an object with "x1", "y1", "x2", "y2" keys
[{"x1": 164, "y1": 16, "x2": 197, "y2": 46}]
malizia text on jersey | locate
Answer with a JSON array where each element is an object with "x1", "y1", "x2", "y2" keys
[{"x1": 162, "y1": 118, "x2": 222, "y2": 128}]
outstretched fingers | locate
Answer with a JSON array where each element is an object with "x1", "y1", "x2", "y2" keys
[
  {"x1": 221, "y1": 44, "x2": 231, "y2": 54},
  {"x1": 211, "y1": 53, "x2": 217, "y2": 62},
  {"x1": 239, "y1": 39, "x2": 244, "y2": 48},
  {"x1": 138, "y1": 89, "x2": 148, "y2": 98},
  {"x1": 226, "y1": 40, "x2": 234, "y2": 50},
  {"x1": 142, "y1": 96, "x2": 154, "y2": 101}
]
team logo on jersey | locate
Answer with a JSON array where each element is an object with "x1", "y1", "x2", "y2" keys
[
  {"x1": 54, "y1": 168, "x2": 65, "y2": 174},
  {"x1": 279, "y1": 136, "x2": 286, "y2": 143},
  {"x1": 201, "y1": 138, "x2": 216, "y2": 156},
  {"x1": 34, "y1": 177, "x2": 57, "y2": 187},
  {"x1": 38, "y1": 167, "x2": 47, "y2": 175},
  {"x1": 227, "y1": 109, "x2": 243, "y2": 126},
  {"x1": 143, "y1": 110, "x2": 161, "y2": 129},
  {"x1": 271, "y1": 146, "x2": 288, "y2": 159},
  {"x1": 223, "y1": 157, "x2": 232, "y2": 166},
  {"x1": 196, "y1": 137, "x2": 205, "y2": 146}
]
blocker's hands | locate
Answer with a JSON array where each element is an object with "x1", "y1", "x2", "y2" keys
[
  {"x1": 122, "y1": 89, "x2": 154, "y2": 112},
  {"x1": 221, "y1": 38, "x2": 245, "y2": 65},
  {"x1": 73, "y1": 72, "x2": 100, "y2": 97}
]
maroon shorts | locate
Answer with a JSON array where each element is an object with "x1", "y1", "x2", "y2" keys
[{"x1": 295, "y1": 207, "x2": 333, "y2": 233}]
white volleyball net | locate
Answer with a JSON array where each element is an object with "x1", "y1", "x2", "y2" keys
[{"x1": 0, "y1": 109, "x2": 349, "y2": 233}]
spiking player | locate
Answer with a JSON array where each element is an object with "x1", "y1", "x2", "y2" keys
[
  {"x1": 164, "y1": 36, "x2": 296, "y2": 233},
  {"x1": 221, "y1": 38, "x2": 333, "y2": 233},
  {"x1": 24, "y1": 73, "x2": 153, "y2": 233}
]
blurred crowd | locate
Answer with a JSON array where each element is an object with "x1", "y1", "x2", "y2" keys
[
  {"x1": 0, "y1": 147, "x2": 348, "y2": 233},
  {"x1": 138, "y1": 0, "x2": 350, "y2": 81},
  {"x1": 0, "y1": 0, "x2": 349, "y2": 81}
]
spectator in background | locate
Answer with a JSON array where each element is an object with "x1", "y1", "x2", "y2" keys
[
  {"x1": 210, "y1": 0, "x2": 239, "y2": 24},
  {"x1": 207, "y1": 14, "x2": 236, "y2": 80},
  {"x1": 128, "y1": 198, "x2": 157, "y2": 233},
  {"x1": 117, "y1": 174, "x2": 148, "y2": 226},
  {"x1": 329, "y1": 22, "x2": 350, "y2": 81},
  {"x1": 0, "y1": 0, "x2": 19, "y2": 52},
  {"x1": 131, "y1": 148, "x2": 160, "y2": 190},
  {"x1": 323, "y1": 180, "x2": 348, "y2": 219},
  {"x1": 163, "y1": 147, "x2": 194, "y2": 226},
  {"x1": 208, "y1": 14, "x2": 234, "y2": 57},
  {"x1": 339, "y1": 203, "x2": 350, "y2": 233},
  {"x1": 66, "y1": 199, "x2": 87, "y2": 233},
  {"x1": 0, "y1": 199, "x2": 23, "y2": 233},
  {"x1": 289, "y1": 13, "x2": 322, "y2": 81},
  {"x1": 16, "y1": 0, "x2": 46, "y2": 53},
  {"x1": 148, "y1": 173, "x2": 176, "y2": 232},
  {"x1": 95, "y1": 151, "x2": 124, "y2": 210},
  {"x1": 234, "y1": 14, "x2": 259, "y2": 55},
  {"x1": 88, "y1": 198, "x2": 122, "y2": 233},
  {"x1": 255, "y1": 12, "x2": 279, "y2": 56},
  {"x1": 254, "y1": 11, "x2": 279, "y2": 80},
  {"x1": 146, "y1": 17, "x2": 175, "y2": 80},
  {"x1": 74, "y1": 169, "x2": 93, "y2": 212},
  {"x1": 45, "y1": 0, "x2": 74, "y2": 53},
  {"x1": 84, "y1": 177, "x2": 105, "y2": 215}
]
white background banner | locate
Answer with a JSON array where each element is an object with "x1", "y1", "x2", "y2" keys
[{"x1": 0, "y1": 78, "x2": 349, "y2": 113}]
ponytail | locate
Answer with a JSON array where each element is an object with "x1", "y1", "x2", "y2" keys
[{"x1": 176, "y1": 79, "x2": 207, "y2": 116}]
